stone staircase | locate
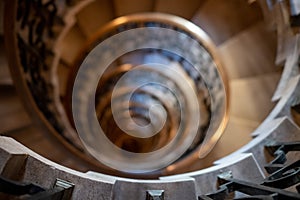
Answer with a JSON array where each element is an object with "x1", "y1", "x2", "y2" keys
[{"x1": 0, "y1": 0, "x2": 298, "y2": 177}]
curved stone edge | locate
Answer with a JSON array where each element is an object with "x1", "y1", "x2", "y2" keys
[
  {"x1": 160, "y1": 153, "x2": 265, "y2": 196},
  {"x1": 0, "y1": 137, "x2": 113, "y2": 199},
  {"x1": 272, "y1": 34, "x2": 300, "y2": 101},
  {"x1": 0, "y1": 136, "x2": 267, "y2": 199}
]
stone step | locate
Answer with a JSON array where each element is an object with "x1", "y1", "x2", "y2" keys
[
  {"x1": 76, "y1": 0, "x2": 114, "y2": 38},
  {"x1": 59, "y1": 24, "x2": 87, "y2": 66},
  {"x1": 192, "y1": 0, "x2": 263, "y2": 46},
  {"x1": 217, "y1": 22, "x2": 278, "y2": 80},
  {"x1": 229, "y1": 72, "x2": 281, "y2": 123},
  {"x1": 0, "y1": 37, "x2": 13, "y2": 85},
  {"x1": 172, "y1": 116, "x2": 260, "y2": 173},
  {"x1": 114, "y1": 0, "x2": 154, "y2": 17},
  {"x1": 154, "y1": 0, "x2": 205, "y2": 19},
  {"x1": 182, "y1": 72, "x2": 281, "y2": 171},
  {"x1": 0, "y1": 85, "x2": 31, "y2": 134}
]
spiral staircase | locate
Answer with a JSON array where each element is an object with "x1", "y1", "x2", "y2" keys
[{"x1": 0, "y1": 0, "x2": 300, "y2": 199}]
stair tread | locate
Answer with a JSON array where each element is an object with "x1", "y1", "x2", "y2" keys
[
  {"x1": 208, "y1": 116, "x2": 258, "y2": 161},
  {"x1": 0, "y1": 111, "x2": 31, "y2": 134},
  {"x1": 192, "y1": 0, "x2": 263, "y2": 46},
  {"x1": 229, "y1": 72, "x2": 281, "y2": 123},
  {"x1": 218, "y1": 22, "x2": 278, "y2": 80},
  {"x1": 0, "y1": 38, "x2": 13, "y2": 85},
  {"x1": 76, "y1": 0, "x2": 114, "y2": 38},
  {"x1": 0, "y1": 86, "x2": 31, "y2": 133},
  {"x1": 183, "y1": 70, "x2": 279, "y2": 171},
  {"x1": 59, "y1": 24, "x2": 86, "y2": 66},
  {"x1": 178, "y1": 117, "x2": 259, "y2": 172},
  {"x1": 154, "y1": 0, "x2": 205, "y2": 19},
  {"x1": 114, "y1": 0, "x2": 154, "y2": 17}
]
